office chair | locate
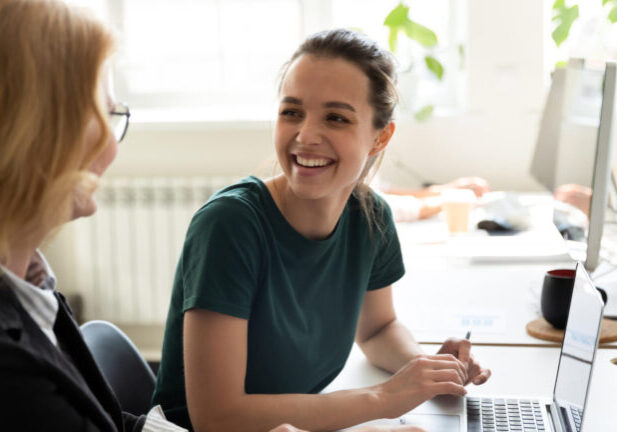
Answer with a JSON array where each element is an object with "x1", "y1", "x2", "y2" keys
[{"x1": 81, "y1": 320, "x2": 156, "y2": 415}]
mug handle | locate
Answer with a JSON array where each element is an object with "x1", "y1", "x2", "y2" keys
[{"x1": 597, "y1": 287, "x2": 608, "y2": 305}]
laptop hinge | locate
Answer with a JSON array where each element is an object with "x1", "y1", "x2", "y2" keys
[{"x1": 548, "y1": 401, "x2": 566, "y2": 432}]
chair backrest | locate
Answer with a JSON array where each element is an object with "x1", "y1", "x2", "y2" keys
[{"x1": 81, "y1": 320, "x2": 156, "y2": 415}]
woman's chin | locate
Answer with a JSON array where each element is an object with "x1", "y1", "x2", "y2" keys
[{"x1": 71, "y1": 197, "x2": 98, "y2": 220}]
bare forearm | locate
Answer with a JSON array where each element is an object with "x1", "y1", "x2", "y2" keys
[
  {"x1": 385, "y1": 186, "x2": 440, "y2": 198},
  {"x1": 195, "y1": 387, "x2": 383, "y2": 432},
  {"x1": 418, "y1": 196, "x2": 443, "y2": 219},
  {"x1": 358, "y1": 319, "x2": 424, "y2": 373}
]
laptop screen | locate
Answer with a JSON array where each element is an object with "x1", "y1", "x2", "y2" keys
[{"x1": 552, "y1": 263, "x2": 604, "y2": 428}]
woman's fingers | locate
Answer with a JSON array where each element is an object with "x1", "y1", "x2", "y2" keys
[
  {"x1": 357, "y1": 425, "x2": 426, "y2": 432},
  {"x1": 428, "y1": 368, "x2": 465, "y2": 385},
  {"x1": 430, "y1": 380, "x2": 467, "y2": 397},
  {"x1": 268, "y1": 424, "x2": 306, "y2": 432},
  {"x1": 466, "y1": 356, "x2": 491, "y2": 385},
  {"x1": 381, "y1": 354, "x2": 471, "y2": 418},
  {"x1": 424, "y1": 355, "x2": 468, "y2": 383},
  {"x1": 396, "y1": 426, "x2": 427, "y2": 432},
  {"x1": 456, "y1": 339, "x2": 472, "y2": 364},
  {"x1": 472, "y1": 368, "x2": 492, "y2": 385}
]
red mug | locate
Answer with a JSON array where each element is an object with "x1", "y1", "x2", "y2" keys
[{"x1": 541, "y1": 269, "x2": 607, "y2": 329}]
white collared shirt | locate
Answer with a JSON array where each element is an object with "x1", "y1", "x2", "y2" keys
[{"x1": 0, "y1": 251, "x2": 59, "y2": 346}]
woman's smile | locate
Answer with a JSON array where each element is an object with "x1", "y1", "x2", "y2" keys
[{"x1": 292, "y1": 153, "x2": 336, "y2": 177}]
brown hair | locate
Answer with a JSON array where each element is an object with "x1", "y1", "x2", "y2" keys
[
  {"x1": 279, "y1": 28, "x2": 398, "y2": 233},
  {"x1": 0, "y1": 0, "x2": 114, "y2": 264}
]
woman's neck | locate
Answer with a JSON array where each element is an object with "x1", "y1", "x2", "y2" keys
[
  {"x1": 4, "y1": 235, "x2": 41, "y2": 279},
  {"x1": 265, "y1": 175, "x2": 352, "y2": 240}
]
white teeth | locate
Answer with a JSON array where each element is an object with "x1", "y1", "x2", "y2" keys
[{"x1": 296, "y1": 156, "x2": 331, "y2": 167}]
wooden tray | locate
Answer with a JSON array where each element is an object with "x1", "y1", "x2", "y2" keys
[{"x1": 526, "y1": 317, "x2": 617, "y2": 343}]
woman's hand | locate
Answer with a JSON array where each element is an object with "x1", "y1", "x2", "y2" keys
[
  {"x1": 268, "y1": 424, "x2": 426, "y2": 432},
  {"x1": 442, "y1": 177, "x2": 490, "y2": 198},
  {"x1": 554, "y1": 183, "x2": 592, "y2": 218},
  {"x1": 352, "y1": 425, "x2": 426, "y2": 432},
  {"x1": 268, "y1": 424, "x2": 308, "y2": 432},
  {"x1": 376, "y1": 354, "x2": 468, "y2": 419},
  {"x1": 437, "y1": 338, "x2": 491, "y2": 386}
]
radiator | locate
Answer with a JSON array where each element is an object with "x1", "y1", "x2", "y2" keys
[{"x1": 71, "y1": 176, "x2": 236, "y2": 325}]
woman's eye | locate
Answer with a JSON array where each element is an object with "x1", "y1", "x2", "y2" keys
[
  {"x1": 327, "y1": 113, "x2": 350, "y2": 124},
  {"x1": 280, "y1": 109, "x2": 302, "y2": 119}
]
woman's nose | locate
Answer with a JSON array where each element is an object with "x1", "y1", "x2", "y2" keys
[{"x1": 296, "y1": 116, "x2": 322, "y2": 146}]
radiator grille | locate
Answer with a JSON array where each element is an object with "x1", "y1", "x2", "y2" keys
[{"x1": 71, "y1": 177, "x2": 235, "y2": 324}]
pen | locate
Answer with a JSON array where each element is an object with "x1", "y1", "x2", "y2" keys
[{"x1": 464, "y1": 331, "x2": 472, "y2": 384}]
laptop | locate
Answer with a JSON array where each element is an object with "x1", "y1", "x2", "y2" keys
[{"x1": 395, "y1": 262, "x2": 604, "y2": 432}]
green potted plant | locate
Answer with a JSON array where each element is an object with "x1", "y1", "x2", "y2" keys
[{"x1": 383, "y1": 1, "x2": 445, "y2": 120}]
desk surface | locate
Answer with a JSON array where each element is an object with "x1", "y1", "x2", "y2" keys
[
  {"x1": 324, "y1": 344, "x2": 617, "y2": 430},
  {"x1": 394, "y1": 216, "x2": 617, "y2": 347}
]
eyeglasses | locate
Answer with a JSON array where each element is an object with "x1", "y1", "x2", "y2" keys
[{"x1": 108, "y1": 102, "x2": 130, "y2": 142}]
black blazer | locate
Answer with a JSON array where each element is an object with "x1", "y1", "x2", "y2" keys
[{"x1": 0, "y1": 275, "x2": 146, "y2": 431}]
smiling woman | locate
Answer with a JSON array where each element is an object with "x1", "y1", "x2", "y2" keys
[
  {"x1": 271, "y1": 31, "x2": 398, "y2": 238},
  {"x1": 152, "y1": 28, "x2": 489, "y2": 432},
  {"x1": 271, "y1": 54, "x2": 392, "y2": 238}
]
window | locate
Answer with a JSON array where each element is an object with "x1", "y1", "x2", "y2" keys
[
  {"x1": 72, "y1": 0, "x2": 463, "y2": 123},
  {"x1": 544, "y1": 0, "x2": 617, "y2": 79},
  {"x1": 110, "y1": 0, "x2": 303, "y2": 122}
]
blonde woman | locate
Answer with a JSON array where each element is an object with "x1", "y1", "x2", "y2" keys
[{"x1": 0, "y1": 1, "x2": 183, "y2": 430}]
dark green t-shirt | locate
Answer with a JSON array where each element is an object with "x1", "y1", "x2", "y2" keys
[{"x1": 152, "y1": 176, "x2": 405, "y2": 429}]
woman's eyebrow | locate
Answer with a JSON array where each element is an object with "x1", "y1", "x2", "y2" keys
[
  {"x1": 323, "y1": 101, "x2": 356, "y2": 112},
  {"x1": 280, "y1": 97, "x2": 356, "y2": 113},
  {"x1": 281, "y1": 96, "x2": 302, "y2": 105}
]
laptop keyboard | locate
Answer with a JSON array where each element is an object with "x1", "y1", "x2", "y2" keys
[
  {"x1": 466, "y1": 397, "x2": 545, "y2": 431},
  {"x1": 570, "y1": 405, "x2": 583, "y2": 432}
]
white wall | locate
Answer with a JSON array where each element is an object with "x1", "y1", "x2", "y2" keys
[
  {"x1": 383, "y1": 0, "x2": 547, "y2": 191},
  {"x1": 107, "y1": 121, "x2": 276, "y2": 178},
  {"x1": 104, "y1": 0, "x2": 549, "y2": 192}
]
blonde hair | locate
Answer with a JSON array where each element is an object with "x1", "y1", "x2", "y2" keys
[{"x1": 0, "y1": 0, "x2": 114, "y2": 264}]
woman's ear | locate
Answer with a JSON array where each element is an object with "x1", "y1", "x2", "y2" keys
[{"x1": 369, "y1": 122, "x2": 395, "y2": 156}]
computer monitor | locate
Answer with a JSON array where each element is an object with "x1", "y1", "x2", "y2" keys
[
  {"x1": 586, "y1": 62, "x2": 616, "y2": 271},
  {"x1": 530, "y1": 60, "x2": 617, "y2": 272}
]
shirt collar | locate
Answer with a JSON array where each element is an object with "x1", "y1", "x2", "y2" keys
[{"x1": 0, "y1": 250, "x2": 59, "y2": 346}]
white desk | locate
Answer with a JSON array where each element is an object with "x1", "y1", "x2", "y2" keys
[
  {"x1": 393, "y1": 217, "x2": 617, "y2": 347},
  {"x1": 324, "y1": 344, "x2": 617, "y2": 430}
]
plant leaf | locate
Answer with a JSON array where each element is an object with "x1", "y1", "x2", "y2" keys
[
  {"x1": 609, "y1": 6, "x2": 617, "y2": 22},
  {"x1": 552, "y1": 4, "x2": 579, "y2": 47},
  {"x1": 552, "y1": 0, "x2": 565, "y2": 9},
  {"x1": 384, "y1": 3, "x2": 409, "y2": 28},
  {"x1": 424, "y1": 56, "x2": 444, "y2": 80},
  {"x1": 403, "y1": 20, "x2": 438, "y2": 47},
  {"x1": 388, "y1": 28, "x2": 399, "y2": 52},
  {"x1": 552, "y1": 23, "x2": 569, "y2": 46},
  {"x1": 414, "y1": 105, "x2": 434, "y2": 121},
  {"x1": 458, "y1": 44, "x2": 465, "y2": 69},
  {"x1": 384, "y1": 3, "x2": 409, "y2": 52},
  {"x1": 603, "y1": 0, "x2": 612, "y2": 6},
  {"x1": 555, "y1": 60, "x2": 568, "y2": 69}
]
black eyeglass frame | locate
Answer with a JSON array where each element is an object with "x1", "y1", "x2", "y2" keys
[{"x1": 108, "y1": 102, "x2": 131, "y2": 142}]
